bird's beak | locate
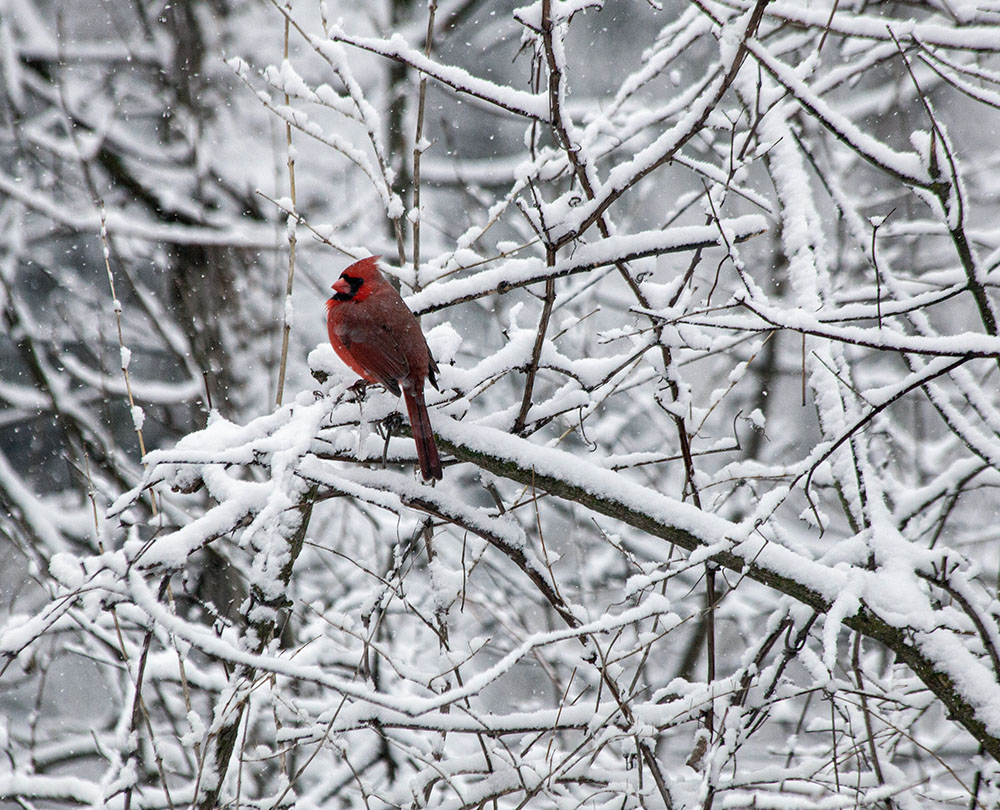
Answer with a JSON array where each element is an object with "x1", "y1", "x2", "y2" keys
[{"x1": 331, "y1": 278, "x2": 349, "y2": 295}]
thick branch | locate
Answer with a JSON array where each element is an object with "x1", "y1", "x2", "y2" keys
[{"x1": 426, "y1": 419, "x2": 1000, "y2": 762}]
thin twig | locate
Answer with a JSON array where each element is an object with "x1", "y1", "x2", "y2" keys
[
  {"x1": 99, "y1": 206, "x2": 158, "y2": 516},
  {"x1": 275, "y1": 4, "x2": 299, "y2": 407},
  {"x1": 412, "y1": 0, "x2": 438, "y2": 291}
]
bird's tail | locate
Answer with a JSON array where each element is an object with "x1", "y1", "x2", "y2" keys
[{"x1": 403, "y1": 388, "x2": 442, "y2": 481}]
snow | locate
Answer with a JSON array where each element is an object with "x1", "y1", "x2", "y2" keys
[
  {"x1": 710, "y1": 297, "x2": 1000, "y2": 358},
  {"x1": 7, "y1": 0, "x2": 1000, "y2": 805},
  {"x1": 0, "y1": 172, "x2": 280, "y2": 247},
  {"x1": 130, "y1": 405, "x2": 144, "y2": 432},
  {"x1": 0, "y1": 773, "x2": 103, "y2": 805},
  {"x1": 405, "y1": 216, "x2": 766, "y2": 314},
  {"x1": 316, "y1": 29, "x2": 549, "y2": 120},
  {"x1": 761, "y1": 2, "x2": 1000, "y2": 50},
  {"x1": 98, "y1": 378, "x2": 976, "y2": 723},
  {"x1": 431, "y1": 415, "x2": 852, "y2": 604},
  {"x1": 748, "y1": 39, "x2": 927, "y2": 185}
]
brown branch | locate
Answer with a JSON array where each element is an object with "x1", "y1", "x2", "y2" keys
[
  {"x1": 425, "y1": 427, "x2": 1000, "y2": 762},
  {"x1": 409, "y1": 220, "x2": 766, "y2": 315},
  {"x1": 552, "y1": 0, "x2": 771, "y2": 248},
  {"x1": 195, "y1": 486, "x2": 317, "y2": 810}
]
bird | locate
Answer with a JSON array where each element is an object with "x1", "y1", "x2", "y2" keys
[{"x1": 325, "y1": 256, "x2": 443, "y2": 480}]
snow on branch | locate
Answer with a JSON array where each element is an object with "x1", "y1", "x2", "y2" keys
[
  {"x1": 6, "y1": 0, "x2": 1000, "y2": 806},
  {"x1": 406, "y1": 215, "x2": 767, "y2": 314},
  {"x1": 314, "y1": 28, "x2": 550, "y2": 121},
  {"x1": 87, "y1": 384, "x2": 1000, "y2": 763}
]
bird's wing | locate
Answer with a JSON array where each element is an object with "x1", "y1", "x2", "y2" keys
[{"x1": 338, "y1": 319, "x2": 409, "y2": 396}]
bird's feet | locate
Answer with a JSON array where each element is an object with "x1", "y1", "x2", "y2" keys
[
  {"x1": 347, "y1": 379, "x2": 370, "y2": 401},
  {"x1": 378, "y1": 411, "x2": 405, "y2": 468}
]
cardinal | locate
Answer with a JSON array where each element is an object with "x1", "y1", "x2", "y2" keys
[{"x1": 326, "y1": 256, "x2": 443, "y2": 480}]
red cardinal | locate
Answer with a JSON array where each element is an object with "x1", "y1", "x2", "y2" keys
[{"x1": 326, "y1": 256, "x2": 442, "y2": 480}]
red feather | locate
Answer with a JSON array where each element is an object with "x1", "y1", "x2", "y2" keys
[{"x1": 327, "y1": 257, "x2": 443, "y2": 480}]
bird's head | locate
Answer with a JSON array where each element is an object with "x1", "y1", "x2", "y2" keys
[{"x1": 330, "y1": 256, "x2": 381, "y2": 303}]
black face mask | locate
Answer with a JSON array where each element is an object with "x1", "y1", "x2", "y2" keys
[{"x1": 333, "y1": 273, "x2": 364, "y2": 301}]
